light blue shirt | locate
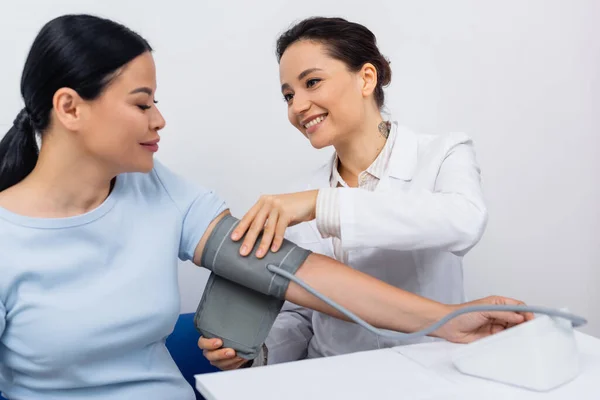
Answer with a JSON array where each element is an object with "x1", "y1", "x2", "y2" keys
[{"x1": 0, "y1": 160, "x2": 227, "y2": 399}]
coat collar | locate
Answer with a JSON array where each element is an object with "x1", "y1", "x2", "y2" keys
[{"x1": 386, "y1": 123, "x2": 418, "y2": 181}]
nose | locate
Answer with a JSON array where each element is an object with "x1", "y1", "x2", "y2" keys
[
  {"x1": 151, "y1": 105, "x2": 166, "y2": 131},
  {"x1": 290, "y1": 91, "x2": 311, "y2": 117}
]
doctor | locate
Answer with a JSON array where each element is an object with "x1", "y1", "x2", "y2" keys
[{"x1": 199, "y1": 16, "x2": 489, "y2": 368}]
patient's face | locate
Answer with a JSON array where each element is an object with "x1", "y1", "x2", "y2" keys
[
  {"x1": 73, "y1": 52, "x2": 166, "y2": 174},
  {"x1": 279, "y1": 40, "x2": 367, "y2": 150}
]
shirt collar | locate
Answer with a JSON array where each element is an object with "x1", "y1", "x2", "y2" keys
[{"x1": 329, "y1": 121, "x2": 398, "y2": 187}]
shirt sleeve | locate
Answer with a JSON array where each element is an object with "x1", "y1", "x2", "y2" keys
[
  {"x1": 152, "y1": 159, "x2": 228, "y2": 262},
  {"x1": 315, "y1": 188, "x2": 341, "y2": 239}
]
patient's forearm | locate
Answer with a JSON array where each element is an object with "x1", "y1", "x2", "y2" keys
[{"x1": 285, "y1": 253, "x2": 448, "y2": 335}]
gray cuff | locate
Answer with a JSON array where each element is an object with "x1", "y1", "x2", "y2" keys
[{"x1": 200, "y1": 214, "x2": 311, "y2": 299}]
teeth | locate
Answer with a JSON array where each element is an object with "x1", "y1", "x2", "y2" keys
[{"x1": 304, "y1": 115, "x2": 326, "y2": 128}]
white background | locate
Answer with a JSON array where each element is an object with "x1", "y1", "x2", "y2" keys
[{"x1": 1, "y1": 0, "x2": 598, "y2": 337}]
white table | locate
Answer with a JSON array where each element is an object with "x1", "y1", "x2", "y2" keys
[{"x1": 195, "y1": 331, "x2": 600, "y2": 399}]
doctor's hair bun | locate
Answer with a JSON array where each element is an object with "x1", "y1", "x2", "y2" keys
[{"x1": 276, "y1": 16, "x2": 392, "y2": 109}]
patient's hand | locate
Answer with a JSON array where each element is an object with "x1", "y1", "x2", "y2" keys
[{"x1": 198, "y1": 336, "x2": 250, "y2": 370}]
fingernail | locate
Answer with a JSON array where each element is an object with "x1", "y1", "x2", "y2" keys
[
  {"x1": 256, "y1": 248, "x2": 264, "y2": 258},
  {"x1": 225, "y1": 350, "x2": 233, "y2": 356},
  {"x1": 231, "y1": 232, "x2": 239, "y2": 240},
  {"x1": 240, "y1": 245, "x2": 248, "y2": 254},
  {"x1": 214, "y1": 340, "x2": 221, "y2": 346}
]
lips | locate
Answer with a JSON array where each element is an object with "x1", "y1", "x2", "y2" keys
[
  {"x1": 301, "y1": 114, "x2": 328, "y2": 128},
  {"x1": 301, "y1": 114, "x2": 328, "y2": 136},
  {"x1": 140, "y1": 138, "x2": 160, "y2": 152}
]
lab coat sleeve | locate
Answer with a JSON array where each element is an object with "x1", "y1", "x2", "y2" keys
[
  {"x1": 338, "y1": 138, "x2": 487, "y2": 254},
  {"x1": 251, "y1": 301, "x2": 314, "y2": 366}
]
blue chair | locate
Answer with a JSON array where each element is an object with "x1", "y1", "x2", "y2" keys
[
  {"x1": 166, "y1": 312, "x2": 221, "y2": 400},
  {"x1": 0, "y1": 313, "x2": 219, "y2": 400}
]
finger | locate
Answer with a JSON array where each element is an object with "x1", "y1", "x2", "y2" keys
[
  {"x1": 232, "y1": 201, "x2": 262, "y2": 242},
  {"x1": 203, "y1": 348, "x2": 237, "y2": 362},
  {"x1": 240, "y1": 204, "x2": 271, "y2": 256},
  {"x1": 523, "y1": 312, "x2": 535, "y2": 321},
  {"x1": 271, "y1": 215, "x2": 291, "y2": 252},
  {"x1": 504, "y1": 321, "x2": 520, "y2": 330},
  {"x1": 489, "y1": 296, "x2": 535, "y2": 322},
  {"x1": 198, "y1": 337, "x2": 222, "y2": 350},
  {"x1": 482, "y1": 311, "x2": 525, "y2": 326},
  {"x1": 491, "y1": 322, "x2": 505, "y2": 335},
  {"x1": 256, "y1": 209, "x2": 279, "y2": 258}
]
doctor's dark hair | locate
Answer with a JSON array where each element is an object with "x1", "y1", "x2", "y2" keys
[
  {"x1": 0, "y1": 14, "x2": 152, "y2": 192},
  {"x1": 275, "y1": 17, "x2": 392, "y2": 109}
]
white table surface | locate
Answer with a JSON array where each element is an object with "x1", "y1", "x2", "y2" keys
[{"x1": 195, "y1": 331, "x2": 600, "y2": 400}]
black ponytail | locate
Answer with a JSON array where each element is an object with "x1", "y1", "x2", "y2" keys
[
  {"x1": 0, "y1": 14, "x2": 151, "y2": 192},
  {"x1": 0, "y1": 109, "x2": 39, "y2": 191}
]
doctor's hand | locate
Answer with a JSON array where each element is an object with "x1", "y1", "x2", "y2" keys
[
  {"x1": 232, "y1": 190, "x2": 319, "y2": 258},
  {"x1": 198, "y1": 336, "x2": 250, "y2": 370},
  {"x1": 435, "y1": 296, "x2": 535, "y2": 344}
]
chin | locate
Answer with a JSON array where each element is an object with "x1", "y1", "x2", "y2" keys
[
  {"x1": 307, "y1": 136, "x2": 334, "y2": 150},
  {"x1": 137, "y1": 159, "x2": 155, "y2": 173},
  {"x1": 122, "y1": 158, "x2": 155, "y2": 174}
]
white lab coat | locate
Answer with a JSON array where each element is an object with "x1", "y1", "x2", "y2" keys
[{"x1": 262, "y1": 124, "x2": 488, "y2": 365}]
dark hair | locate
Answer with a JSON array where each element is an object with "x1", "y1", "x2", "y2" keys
[
  {"x1": 276, "y1": 17, "x2": 391, "y2": 109},
  {"x1": 0, "y1": 14, "x2": 152, "y2": 192}
]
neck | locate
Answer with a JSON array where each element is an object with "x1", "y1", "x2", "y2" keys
[
  {"x1": 20, "y1": 133, "x2": 115, "y2": 217},
  {"x1": 334, "y1": 110, "x2": 388, "y2": 184}
]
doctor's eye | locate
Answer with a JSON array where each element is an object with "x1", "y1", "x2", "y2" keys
[{"x1": 283, "y1": 93, "x2": 294, "y2": 103}]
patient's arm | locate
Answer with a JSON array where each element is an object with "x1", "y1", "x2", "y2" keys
[{"x1": 193, "y1": 210, "x2": 520, "y2": 337}]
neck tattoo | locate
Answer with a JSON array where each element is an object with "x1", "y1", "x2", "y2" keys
[{"x1": 378, "y1": 120, "x2": 391, "y2": 139}]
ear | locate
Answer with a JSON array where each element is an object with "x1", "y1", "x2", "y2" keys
[
  {"x1": 359, "y1": 63, "x2": 378, "y2": 99},
  {"x1": 51, "y1": 88, "x2": 87, "y2": 131}
]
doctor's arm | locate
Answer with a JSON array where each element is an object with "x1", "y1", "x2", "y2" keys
[
  {"x1": 195, "y1": 210, "x2": 531, "y2": 369},
  {"x1": 234, "y1": 138, "x2": 486, "y2": 256},
  {"x1": 324, "y1": 139, "x2": 487, "y2": 253}
]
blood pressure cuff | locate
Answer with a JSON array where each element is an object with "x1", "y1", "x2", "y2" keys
[{"x1": 194, "y1": 214, "x2": 312, "y2": 359}]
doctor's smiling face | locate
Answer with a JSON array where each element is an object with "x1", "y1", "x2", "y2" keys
[{"x1": 277, "y1": 17, "x2": 392, "y2": 150}]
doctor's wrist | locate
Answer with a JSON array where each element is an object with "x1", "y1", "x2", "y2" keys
[
  {"x1": 428, "y1": 304, "x2": 466, "y2": 340},
  {"x1": 416, "y1": 303, "x2": 452, "y2": 339}
]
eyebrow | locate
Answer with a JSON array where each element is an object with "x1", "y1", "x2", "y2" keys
[
  {"x1": 281, "y1": 68, "x2": 323, "y2": 92},
  {"x1": 129, "y1": 87, "x2": 153, "y2": 95}
]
